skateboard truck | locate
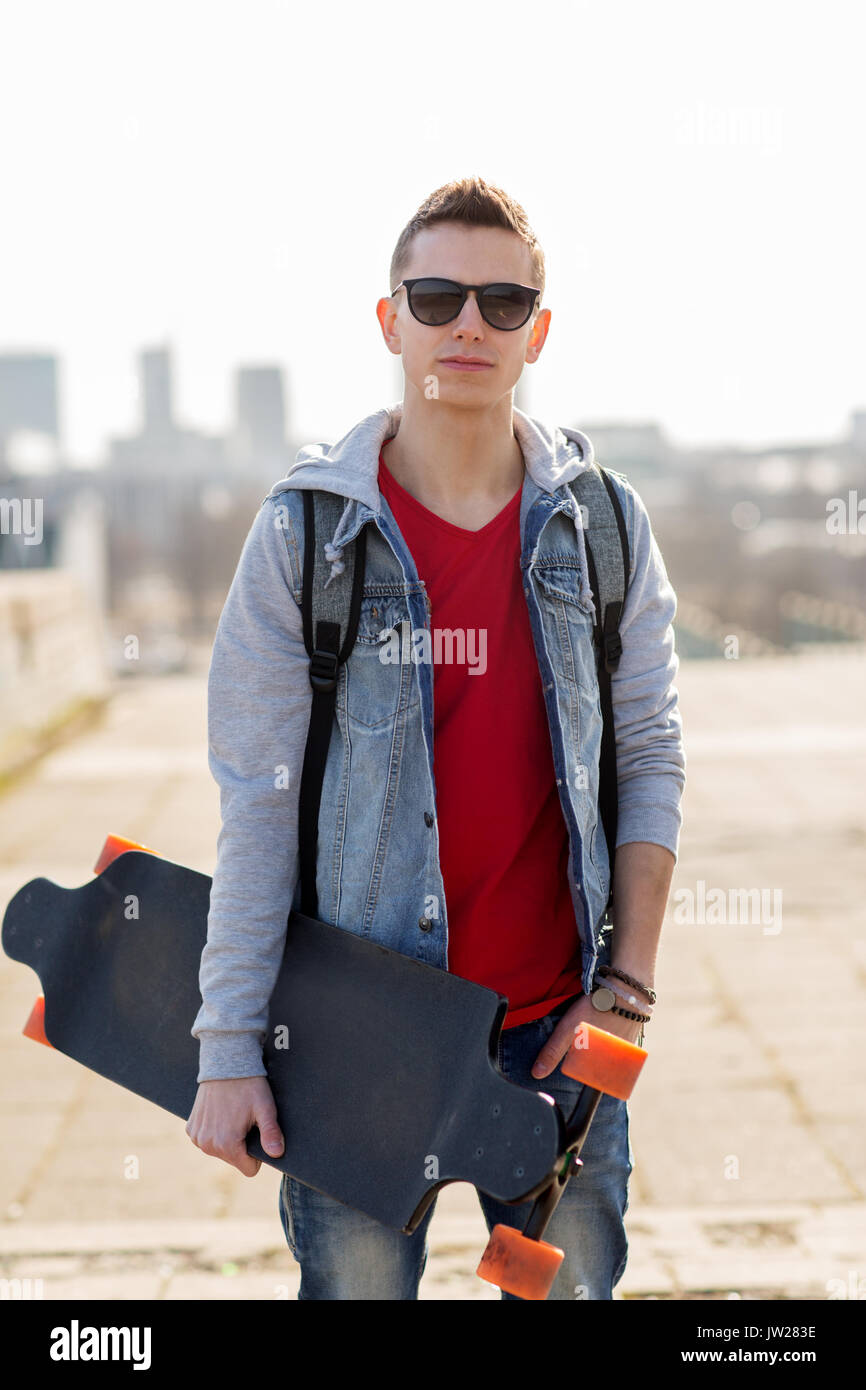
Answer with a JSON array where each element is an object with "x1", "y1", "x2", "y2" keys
[{"x1": 477, "y1": 1024, "x2": 647, "y2": 1301}]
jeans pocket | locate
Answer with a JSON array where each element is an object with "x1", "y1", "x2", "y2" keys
[{"x1": 278, "y1": 1173, "x2": 298, "y2": 1257}]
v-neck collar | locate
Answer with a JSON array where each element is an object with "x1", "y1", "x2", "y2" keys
[{"x1": 378, "y1": 451, "x2": 522, "y2": 540}]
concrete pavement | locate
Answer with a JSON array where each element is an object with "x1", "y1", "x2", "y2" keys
[{"x1": 1, "y1": 645, "x2": 864, "y2": 1300}]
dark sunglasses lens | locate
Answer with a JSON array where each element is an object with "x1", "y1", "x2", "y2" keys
[
  {"x1": 408, "y1": 279, "x2": 464, "y2": 324},
  {"x1": 480, "y1": 285, "x2": 535, "y2": 329}
]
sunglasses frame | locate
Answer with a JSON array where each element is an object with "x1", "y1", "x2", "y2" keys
[{"x1": 390, "y1": 277, "x2": 542, "y2": 331}]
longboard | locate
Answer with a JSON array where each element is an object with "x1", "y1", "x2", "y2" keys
[{"x1": 2, "y1": 835, "x2": 647, "y2": 1298}]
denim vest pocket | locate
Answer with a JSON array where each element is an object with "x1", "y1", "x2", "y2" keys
[
  {"x1": 344, "y1": 583, "x2": 424, "y2": 729},
  {"x1": 531, "y1": 558, "x2": 598, "y2": 695}
]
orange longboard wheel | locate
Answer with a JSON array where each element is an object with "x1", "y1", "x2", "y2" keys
[
  {"x1": 476, "y1": 1223, "x2": 565, "y2": 1301},
  {"x1": 94, "y1": 833, "x2": 161, "y2": 876},
  {"x1": 561, "y1": 1020, "x2": 647, "y2": 1100},
  {"x1": 23, "y1": 995, "x2": 54, "y2": 1049}
]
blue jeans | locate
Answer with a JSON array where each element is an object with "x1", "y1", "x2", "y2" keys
[{"x1": 277, "y1": 945, "x2": 634, "y2": 1300}]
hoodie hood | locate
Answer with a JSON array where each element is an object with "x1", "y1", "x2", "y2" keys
[
  {"x1": 267, "y1": 401, "x2": 596, "y2": 512},
  {"x1": 266, "y1": 402, "x2": 597, "y2": 587}
]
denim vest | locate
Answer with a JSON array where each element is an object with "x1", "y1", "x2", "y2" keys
[{"x1": 275, "y1": 459, "x2": 623, "y2": 998}]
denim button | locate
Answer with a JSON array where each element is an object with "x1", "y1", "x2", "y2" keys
[
  {"x1": 423, "y1": 811, "x2": 433, "y2": 827},
  {"x1": 418, "y1": 916, "x2": 433, "y2": 931}
]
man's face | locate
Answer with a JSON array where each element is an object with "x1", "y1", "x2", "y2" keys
[{"x1": 377, "y1": 224, "x2": 551, "y2": 407}]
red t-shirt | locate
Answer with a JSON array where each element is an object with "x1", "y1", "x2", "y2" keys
[{"x1": 377, "y1": 449, "x2": 583, "y2": 1028}]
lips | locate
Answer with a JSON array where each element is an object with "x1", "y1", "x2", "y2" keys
[
  {"x1": 440, "y1": 356, "x2": 492, "y2": 365},
  {"x1": 439, "y1": 357, "x2": 494, "y2": 370}
]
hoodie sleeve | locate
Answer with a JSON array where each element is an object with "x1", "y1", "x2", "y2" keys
[
  {"x1": 191, "y1": 492, "x2": 312, "y2": 1081},
  {"x1": 608, "y1": 476, "x2": 686, "y2": 858}
]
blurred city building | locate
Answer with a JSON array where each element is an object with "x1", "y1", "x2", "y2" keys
[
  {"x1": 570, "y1": 408, "x2": 866, "y2": 656},
  {"x1": 0, "y1": 341, "x2": 864, "y2": 674},
  {"x1": 0, "y1": 353, "x2": 61, "y2": 479},
  {"x1": 0, "y1": 345, "x2": 293, "y2": 683}
]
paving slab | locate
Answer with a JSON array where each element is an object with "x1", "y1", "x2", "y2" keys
[{"x1": 0, "y1": 649, "x2": 864, "y2": 1298}]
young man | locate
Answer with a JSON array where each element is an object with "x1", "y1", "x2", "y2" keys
[{"x1": 186, "y1": 178, "x2": 685, "y2": 1300}]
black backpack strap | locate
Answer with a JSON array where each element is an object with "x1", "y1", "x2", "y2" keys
[
  {"x1": 298, "y1": 490, "x2": 367, "y2": 919},
  {"x1": 567, "y1": 464, "x2": 630, "y2": 909}
]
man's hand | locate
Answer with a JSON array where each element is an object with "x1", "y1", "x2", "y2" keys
[
  {"x1": 186, "y1": 1076, "x2": 285, "y2": 1177},
  {"x1": 531, "y1": 993, "x2": 643, "y2": 1079}
]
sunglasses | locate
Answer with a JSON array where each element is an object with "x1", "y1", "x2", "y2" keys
[{"x1": 390, "y1": 277, "x2": 542, "y2": 331}]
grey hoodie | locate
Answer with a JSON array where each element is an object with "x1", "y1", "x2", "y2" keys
[{"x1": 191, "y1": 402, "x2": 685, "y2": 1081}]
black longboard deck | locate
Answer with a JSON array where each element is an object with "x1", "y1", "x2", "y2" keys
[{"x1": 2, "y1": 851, "x2": 563, "y2": 1232}]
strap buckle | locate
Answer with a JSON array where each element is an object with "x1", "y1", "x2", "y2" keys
[
  {"x1": 309, "y1": 648, "x2": 339, "y2": 693},
  {"x1": 603, "y1": 631, "x2": 622, "y2": 673}
]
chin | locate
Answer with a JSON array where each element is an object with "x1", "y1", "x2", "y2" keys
[{"x1": 410, "y1": 374, "x2": 502, "y2": 404}]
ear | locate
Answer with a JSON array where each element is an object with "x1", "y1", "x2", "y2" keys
[
  {"x1": 377, "y1": 296, "x2": 403, "y2": 356},
  {"x1": 525, "y1": 306, "x2": 551, "y2": 364}
]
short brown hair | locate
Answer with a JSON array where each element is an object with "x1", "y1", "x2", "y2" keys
[{"x1": 389, "y1": 176, "x2": 545, "y2": 299}]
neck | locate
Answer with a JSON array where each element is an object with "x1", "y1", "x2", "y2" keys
[{"x1": 381, "y1": 385, "x2": 525, "y2": 529}]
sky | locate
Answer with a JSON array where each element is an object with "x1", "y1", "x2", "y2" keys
[{"x1": 2, "y1": 0, "x2": 864, "y2": 465}]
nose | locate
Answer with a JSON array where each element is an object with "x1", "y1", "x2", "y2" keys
[{"x1": 452, "y1": 290, "x2": 485, "y2": 339}]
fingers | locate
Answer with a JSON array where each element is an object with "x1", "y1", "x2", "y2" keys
[
  {"x1": 530, "y1": 1022, "x2": 572, "y2": 1078},
  {"x1": 186, "y1": 1125, "x2": 257, "y2": 1174},
  {"x1": 530, "y1": 1002, "x2": 642, "y2": 1078},
  {"x1": 230, "y1": 1143, "x2": 262, "y2": 1178},
  {"x1": 256, "y1": 1103, "x2": 286, "y2": 1157},
  {"x1": 185, "y1": 1079, "x2": 283, "y2": 1176}
]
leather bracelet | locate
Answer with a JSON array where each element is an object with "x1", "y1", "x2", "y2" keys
[
  {"x1": 598, "y1": 964, "x2": 657, "y2": 1005},
  {"x1": 598, "y1": 974, "x2": 653, "y2": 1013},
  {"x1": 610, "y1": 1003, "x2": 651, "y2": 1022}
]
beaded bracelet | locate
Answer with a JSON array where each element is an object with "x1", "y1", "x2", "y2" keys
[
  {"x1": 609, "y1": 1002, "x2": 651, "y2": 1048},
  {"x1": 610, "y1": 1003, "x2": 651, "y2": 1023}
]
